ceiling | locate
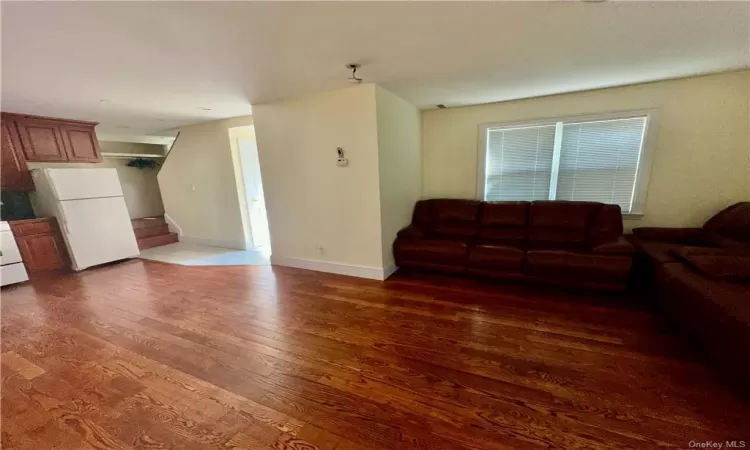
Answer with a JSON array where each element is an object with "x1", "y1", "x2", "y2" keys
[{"x1": 2, "y1": 1, "x2": 748, "y2": 136}]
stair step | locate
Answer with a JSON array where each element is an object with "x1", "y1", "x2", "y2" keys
[
  {"x1": 138, "y1": 232, "x2": 178, "y2": 250},
  {"x1": 134, "y1": 224, "x2": 170, "y2": 239},
  {"x1": 131, "y1": 217, "x2": 167, "y2": 230}
]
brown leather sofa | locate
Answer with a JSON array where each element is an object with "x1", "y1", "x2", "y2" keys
[
  {"x1": 394, "y1": 199, "x2": 634, "y2": 291},
  {"x1": 628, "y1": 202, "x2": 750, "y2": 389}
]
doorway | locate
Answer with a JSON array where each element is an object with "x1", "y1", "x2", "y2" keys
[{"x1": 230, "y1": 126, "x2": 271, "y2": 254}]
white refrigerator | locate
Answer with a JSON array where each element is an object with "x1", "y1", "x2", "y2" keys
[{"x1": 32, "y1": 168, "x2": 140, "y2": 271}]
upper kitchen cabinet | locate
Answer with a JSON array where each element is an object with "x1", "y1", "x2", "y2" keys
[
  {"x1": 0, "y1": 115, "x2": 34, "y2": 191},
  {"x1": 60, "y1": 123, "x2": 101, "y2": 162},
  {"x1": 15, "y1": 116, "x2": 68, "y2": 161},
  {"x1": 2, "y1": 113, "x2": 101, "y2": 163}
]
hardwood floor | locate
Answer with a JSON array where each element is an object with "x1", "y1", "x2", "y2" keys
[{"x1": 1, "y1": 260, "x2": 748, "y2": 449}]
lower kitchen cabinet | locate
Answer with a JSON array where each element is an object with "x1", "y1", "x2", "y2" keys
[{"x1": 9, "y1": 218, "x2": 68, "y2": 274}]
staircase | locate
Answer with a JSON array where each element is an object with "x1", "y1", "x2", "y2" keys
[{"x1": 131, "y1": 216, "x2": 178, "y2": 250}]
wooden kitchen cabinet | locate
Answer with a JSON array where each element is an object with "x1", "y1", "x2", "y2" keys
[
  {"x1": 0, "y1": 115, "x2": 34, "y2": 191},
  {"x1": 60, "y1": 123, "x2": 101, "y2": 162},
  {"x1": 2, "y1": 113, "x2": 101, "y2": 163},
  {"x1": 9, "y1": 218, "x2": 68, "y2": 274},
  {"x1": 15, "y1": 116, "x2": 69, "y2": 161}
]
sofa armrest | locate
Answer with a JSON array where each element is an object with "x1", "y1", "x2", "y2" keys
[
  {"x1": 632, "y1": 227, "x2": 705, "y2": 245},
  {"x1": 590, "y1": 236, "x2": 634, "y2": 255},
  {"x1": 397, "y1": 225, "x2": 425, "y2": 240}
]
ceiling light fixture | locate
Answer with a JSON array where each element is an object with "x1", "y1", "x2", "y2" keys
[{"x1": 346, "y1": 64, "x2": 363, "y2": 84}]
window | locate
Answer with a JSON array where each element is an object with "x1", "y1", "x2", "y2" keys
[{"x1": 478, "y1": 110, "x2": 657, "y2": 215}]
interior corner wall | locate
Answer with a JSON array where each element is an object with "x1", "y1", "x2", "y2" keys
[
  {"x1": 156, "y1": 116, "x2": 252, "y2": 249},
  {"x1": 422, "y1": 70, "x2": 750, "y2": 230},
  {"x1": 375, "y1": 87, "x2": 422, "y2": 273},
  {"x1": 253, "y1": 84, "x2": 385, "y2": 278}
]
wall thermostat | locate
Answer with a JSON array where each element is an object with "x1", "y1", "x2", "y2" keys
[{"x1": 336, "y1": 147, "x2": 349, "y2": 167}]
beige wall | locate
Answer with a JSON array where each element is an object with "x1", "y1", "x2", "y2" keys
[
  {"x1": 422, "y1": 70, "x2": 750, "y2": 229},
  {"x1": 157, "y1": 116, "x2": 252, "y2": 249},
  {"x1": 28, "y1": 141, "x2": 165, "y2": 219},
  {"x1": 253, "y1": 85, "x2": 385, "y2": 274},
  {"x1": 375, "y1": 86, "x2": 422, "y2": 270}
]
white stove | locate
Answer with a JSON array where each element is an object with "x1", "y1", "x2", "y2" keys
[{"x1": 1, "y1": 221, "x2": 29, "y2": 286}]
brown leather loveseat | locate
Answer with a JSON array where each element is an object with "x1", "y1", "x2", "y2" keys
[
  {"x1": 394, "y1": 199, "x2": 633, "y2": 291},
  {"x1": 628, "y1": 202, "x2": 750, "y2": 390}
]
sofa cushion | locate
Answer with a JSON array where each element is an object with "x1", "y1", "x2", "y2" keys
[
  {"x1": 669, "y1": 248, "x2": 750, "y2": 281},
  {"x1": 706, "y1": 232, "x2": 750, "y2": 252},
  {"x1": 468, "y1": 244, "x2": 524, "y2": 272},
  {"x1": 395, "y1": 239, "x2": 468, "y2": 265},
  {"x1": 631, "y1": 239, "x2": 683, "y2": 263},
  {"x1": 590, "y1": 236, "x2": 634, "y2": 255},
  {"x1": 588, "y1": 204, "x2": 625, "y2": 247},
  {"x1": 526, "y1": 249, "x2": 631, "y2": 281},
  {"x1": 527, "y1": 201, "x2": 601, "y2": 249},
  {"x1": 477, "y1": 202, "x2": 528, "y2": 246},
  {"x1": 632, "y1": 227, "x2": 707, "y2": 245},
  {"x1": 661, "y1": 263, "x2": 750, "y2": 322},
  {"x1": 425, "y1": 199, "x2": 480, "y2": 240}
]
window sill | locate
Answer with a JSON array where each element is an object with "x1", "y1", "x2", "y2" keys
[{"x1": 623, "y1": 213, "x2": 644, "y2": 220}]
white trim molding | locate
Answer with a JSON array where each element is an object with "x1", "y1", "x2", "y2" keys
[
  {"x1": 163, "y1": 213, "x2": 183, "y2": 236},
  {"x1": 476, "y1": 108, "x2": 660, "y2": 216},
  {"x1": 382, "y1": 264, "x2": 399, "y2": 280},
  {"x1": 271, "y1": 256, "x2": 395, "y2": 281}
]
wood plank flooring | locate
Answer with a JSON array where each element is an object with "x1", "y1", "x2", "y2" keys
[{"x1": 1, "y1": 259, "x2": 748, "y2": 449}]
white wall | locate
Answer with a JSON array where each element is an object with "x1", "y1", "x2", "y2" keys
[
  {"x1": 157, "y1": 116, "x2": 252, "y2": 249},
  {"x1": 422, "y1": 70, "x2": 750, "y2": 229},
  {"x1": 375, "y1": 87, "x2": 422, "y2": 272},
  {"x1": 28, "y1": 141, "x2": 165, "y2": 219},
  {"x1": 253, "y1": 85, "x2": 386, "y2": 278}
]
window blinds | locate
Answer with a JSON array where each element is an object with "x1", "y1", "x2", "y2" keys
[
  {"x1": 482, "y1": 115, "x2": 648, "y2": 213},
  {"x1": 484, "y1": 124, "x2": 556, "y2": 201},
  {"x1": 555, "y1": 117, "x2": 646, "y2": 211}
]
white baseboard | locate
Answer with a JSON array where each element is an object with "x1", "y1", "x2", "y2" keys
[
  {"x1": 382, "y1": 264, "x2": 398, "y2": 280},
  {"x1": 180, "y1": 236, "x2": 244, "y2": 250},
  {"x1": 271, "y1": 256, "x2": 392, "y2": 280},
  {"x1": 163, "y1": 213, "x2": 183, "y2": 236}
]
